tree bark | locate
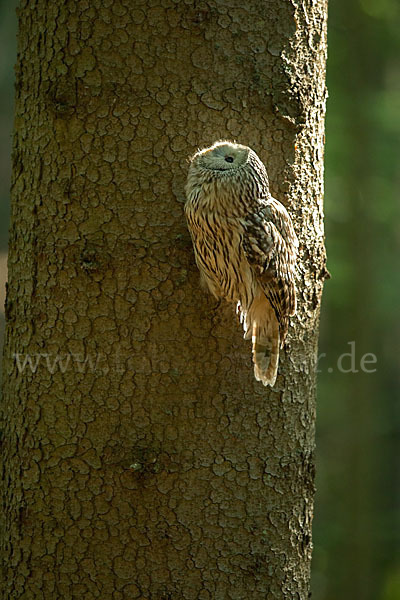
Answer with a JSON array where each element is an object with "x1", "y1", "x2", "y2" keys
[{"x1": 1, "y1": 1, "x2": 327, "y2": 598}]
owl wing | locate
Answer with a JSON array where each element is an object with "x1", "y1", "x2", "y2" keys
[{"x1": 241, "y1": 197, "x2": 298, "y2": 343}]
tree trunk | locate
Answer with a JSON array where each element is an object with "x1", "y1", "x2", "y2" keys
[{"x1": 1, "y1": 1, "x2": 327, "y2": 598}]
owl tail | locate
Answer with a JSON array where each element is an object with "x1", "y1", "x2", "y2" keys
[
  {"x1": 252, "y1": 317, "x2": 280, "y2": 387},
  {"x1": 240, "y1": 297, "x2": 280, "y2": 387}
]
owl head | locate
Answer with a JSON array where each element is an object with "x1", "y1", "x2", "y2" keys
[
  {"x1": 191, "y1": 140, "x2": 251, "y2": 172},
  {"x1": 187, "y1": 140, "x2": 269, "y2": 199}
]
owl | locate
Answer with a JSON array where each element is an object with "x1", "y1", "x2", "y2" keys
[{"x1": 184, "y1": 140, "x2": 298, "y2": 386}]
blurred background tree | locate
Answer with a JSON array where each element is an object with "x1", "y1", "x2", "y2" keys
[
  {"x1": 0, "y1": 0, "x2": 398, "y2": 598},
  {"x1": 313, "y1": 1, "x2": 400, "y2": 599}
]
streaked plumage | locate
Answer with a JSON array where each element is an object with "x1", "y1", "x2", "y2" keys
[{"x1": 184, "y1": 140, "x2": 298, "y2": 386}]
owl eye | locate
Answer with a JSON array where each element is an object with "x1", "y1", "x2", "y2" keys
[{"x1": 225, "y1": 156, "x2": 234, "y2": 163}]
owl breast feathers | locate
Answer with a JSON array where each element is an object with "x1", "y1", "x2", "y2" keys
[{"x1": 184, "y1": 140, "x2": 298, "y2": 387}]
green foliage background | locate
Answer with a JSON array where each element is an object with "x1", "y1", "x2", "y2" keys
[
  {"x1": 0, "y1": 1, "x2": 398, "y2": 598},
  {"x1": 313, "y1": 1, "x2": 400, "y2": 599}
]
